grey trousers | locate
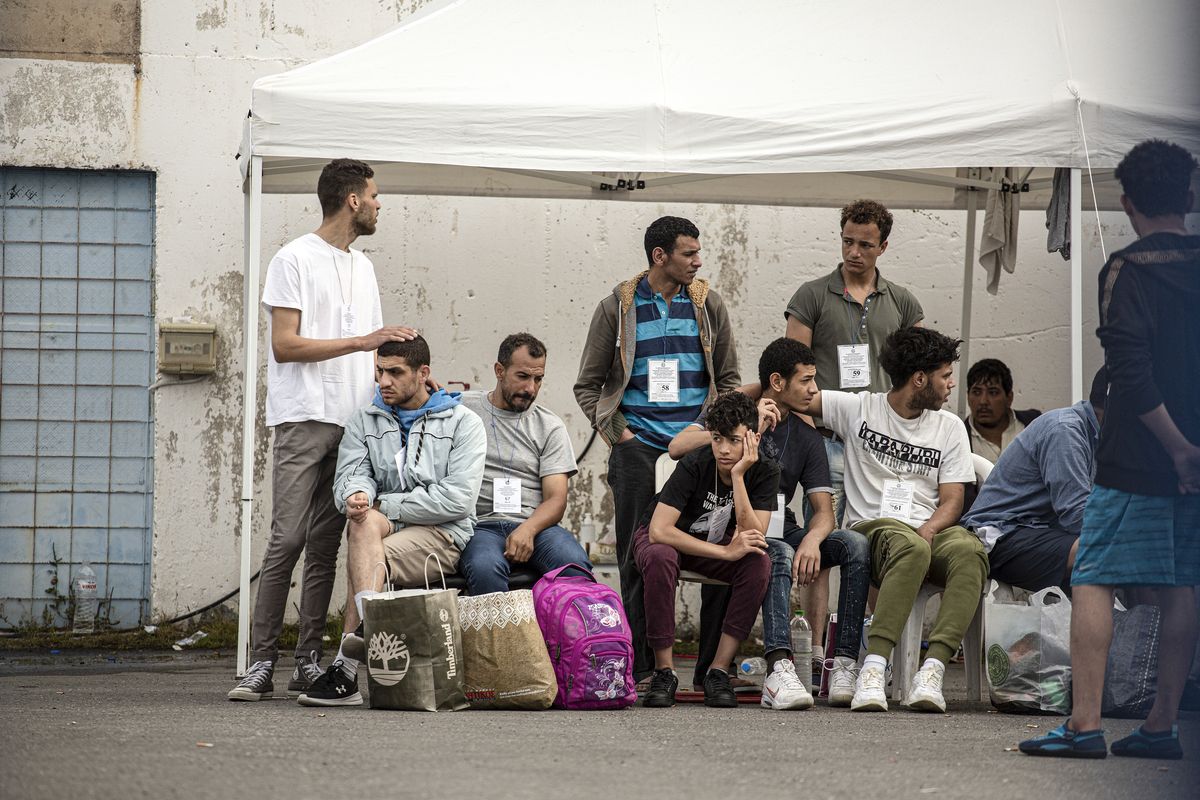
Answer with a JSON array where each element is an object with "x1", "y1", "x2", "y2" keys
[{"x1": 250, "y1": 421, "x2": 346, "y2": 664}]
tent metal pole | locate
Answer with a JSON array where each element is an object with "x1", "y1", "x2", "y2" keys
[
  {"x1": 1070, "y1": 168, "x2": 1083, "y2": 403},
  {"x1": 957, "y1": 187, "x2": 978, "y2": 417},
  {"x1": 237, "y1": 154, "x2": 263, "y2": 678}
]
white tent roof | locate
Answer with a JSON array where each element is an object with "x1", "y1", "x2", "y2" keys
[{"x1": 244, "y1": 0, "x2": 1200, "y2": 208}]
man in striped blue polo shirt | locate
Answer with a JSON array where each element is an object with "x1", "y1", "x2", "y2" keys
[{"x1": 576, "y1": 216, "x2": 741, "y2": 684}]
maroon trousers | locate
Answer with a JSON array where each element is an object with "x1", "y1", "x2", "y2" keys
[{"x1": 633, "y1": 524, "x2": 770, "y2": 651}]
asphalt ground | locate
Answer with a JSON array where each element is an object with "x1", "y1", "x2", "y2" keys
[{"x1": 1, "y1": 650, "x2": 1197, "y2": 800}]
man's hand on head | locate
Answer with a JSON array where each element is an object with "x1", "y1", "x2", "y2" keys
[
  {"x1": 359, "y1": 325, "x2": 419, "y2": 351},
  {"x1": 732, "y1": 430, "x2": 760, "y2": 477},
  {"x1": 757, "y1": 398, "x2": 781, "y2": 434}
]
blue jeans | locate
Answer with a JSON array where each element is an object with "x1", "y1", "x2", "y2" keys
[
  {"x1": 824, "y1": 438, "x2": 846, "y2": 527},
  {"x1": 459, "y1": 520, "x2": 591, "y2": 596},
  {"x1": 695, "y1": 523, "x2": 872, "y2": 676},
  {"x1": 763, "y1": 525, "x2": 871, "y2": 659}
]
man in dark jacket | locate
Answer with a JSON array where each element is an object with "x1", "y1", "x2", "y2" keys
[
  {"x1": 1021, "y1": 140, "x2": 1200, "y2": 760},
  {"x1": 574, "y1": 216, "x2": 740, "y2": 683}
]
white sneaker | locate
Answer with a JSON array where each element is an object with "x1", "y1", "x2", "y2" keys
[
  {"x1": 827, "y1": 656, "x2": 858, "y2": 707},
  {"x1": 904, "y1": 662, "x2": 947, "y2": 713},
  {"x1": 850, "y1": 664, "x2": 888, "y2": 712},
  {"x1": 760, "y1": 659, "x2": 814, "y2": 710}
]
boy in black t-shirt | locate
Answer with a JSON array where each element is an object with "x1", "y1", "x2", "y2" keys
[{"x1": 634, "y1": 391, "x2": 778, "y2": 708}]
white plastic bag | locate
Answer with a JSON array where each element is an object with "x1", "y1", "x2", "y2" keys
[{"x1": 984, "y1": 582, "x2": 1072, "y2": 715}]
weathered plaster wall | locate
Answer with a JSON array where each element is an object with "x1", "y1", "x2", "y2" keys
[
  {"x1": 0, "y1": 0, "x2": 141, "y2": 64},
  {"x1": 2, "y1": 1, "x2": 1182, "y2": 624}
]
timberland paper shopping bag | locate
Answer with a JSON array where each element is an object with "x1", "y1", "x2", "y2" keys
[
  {"x1": 362, "y1": 587, "x2": 468, "y2": 712},
  {"x1": 457, "y1": 590, "x2": 557, "y2": 710}
]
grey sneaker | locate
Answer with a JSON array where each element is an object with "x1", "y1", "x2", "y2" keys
[
  {"x1": 227, "y1": 659, "x2": 274, "y2": 701},
  {"x1": 287, "y1": 651, "x2": 324, "y2": 696}
]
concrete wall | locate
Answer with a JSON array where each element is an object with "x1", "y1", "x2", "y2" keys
[{"x1": 3, "y1": 1, "x2": 1179, "y2": 623}]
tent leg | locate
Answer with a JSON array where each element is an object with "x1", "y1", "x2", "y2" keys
[
  {"x1": 237, "y1": 155, "x2": 263, "y2": 678},
  {"x1": 957, "y1": 189, "x2": 978, "y2": 417},
  {"x1": 1070, "y1": 168, "x2": 1083, "y2": 403}
]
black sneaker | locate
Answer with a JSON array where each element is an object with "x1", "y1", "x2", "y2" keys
[
  {"x1": 641, "y1": 668, "x2": 679, "y2": 708},
  {"x1": 227, "y1": 659, "x2": 274, "y2": 701},
  {"x1": 703, "y1": 669, "x2": 738, "y2": 708},
  {"x1": 287, "y1": 650, "x2": 324, "y2": 696},
  {"x1": 297, "y1": 661, "x2": 363, "y2": 707}
]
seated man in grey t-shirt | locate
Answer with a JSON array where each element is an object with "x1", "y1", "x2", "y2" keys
[{"x1": 459, "y1": 333, "x2": 592, "y2": 595}]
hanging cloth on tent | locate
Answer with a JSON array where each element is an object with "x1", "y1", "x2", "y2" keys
[
  {"x1": 1045, "y1": 168, "x2": 1072, "y2": 261},
  {"x1": 979, "y1": 168, "x2": 1022, "y2": 294}
]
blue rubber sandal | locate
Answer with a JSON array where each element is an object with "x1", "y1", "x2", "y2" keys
[
  {"x1": 1111, "y1": 725, "x2": 1183, "y2": 760},
  {"x1": 1019, "y1": 721, "x2": 1107, "y2": 759}
]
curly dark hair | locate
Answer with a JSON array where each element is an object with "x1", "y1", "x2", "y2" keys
[
  {"x1": 1115, "y1": 140, "x2": 1198, "y2": 218},
  {"x1": 497, "y1": 332, "x2": 547, "y2": 366},
  {"x1": 879, "y1": 327, "x2": 962, "y2": 390},
  {"x1": 966, "y1": 358, "x2": 1013, "y2": 394},
  {"x1": 758, "y1": 337, "x2": 816, "y2": 388},
  {"x1": 840, "y1": 199, "x2": 894, "y2": 242},
  {"x1": 644, "y1": 216, "x2": 700, "y2": 265},
  {"x1": 317, "y1": 159, "x2": 375, "y2": 217},
  {"x1": 703, "y1": 391, "x2": 758, "y2": 437}
]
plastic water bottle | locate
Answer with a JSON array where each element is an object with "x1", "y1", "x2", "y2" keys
[
  {"x1": 72, "y1": 561, "x2": 98, "y2": 635},
  {"x1": 578, "y1": 515, "x2": 596, "y2": 545},
  {"x1": 738, "y1": 657, "x2": 768, "y2": 676},
  {"x1": 790, "y1": 610, "x2": 813, "y2": 693}
]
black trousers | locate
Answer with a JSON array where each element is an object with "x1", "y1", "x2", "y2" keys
[{"x1": 606, "y1": 437, "x2": 661, "y2": 681}]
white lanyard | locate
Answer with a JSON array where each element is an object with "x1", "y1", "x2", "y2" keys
[
  {"x1": 326, "y1": 244, "x2": 355, "y2": 305},
  {"x1": 487, "y1": 393, "x2": 526, "y2": 514}
]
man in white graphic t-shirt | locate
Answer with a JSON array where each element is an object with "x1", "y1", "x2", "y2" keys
[
  {"x1": 805, "y1": 326, "x2": 986, "y2": 714},
  {"x1": 229, "y1": 159, "x2": 418, "y2": 702}
]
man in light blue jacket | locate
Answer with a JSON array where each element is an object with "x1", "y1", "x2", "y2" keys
[
  {"x1": 962, "y1": 369, "x2": 1106, "y2": 593},
  {"x1": 298, "y1": 335, "x2": 486, "y2": 706}
]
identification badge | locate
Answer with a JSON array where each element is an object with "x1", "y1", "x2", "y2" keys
[
  {"x1": 706, "y1": 502, "x2": 733, "y2": 543},
  {"x1": 493, "y1": 476, "x2": 523, "y2": 514},
  {"x1": 648, "y1": 358, "x2": 680, "y2": 403},
  {"x1": 766, "y1": 493, "x2": 786, "y2": 539},
  {"x1": 837, "y1": 344, "x2": 870, "y2": 389},
  {"x1": 879, "y1": 479, "x2": 915, "y2": 523},
  {"x1": 394, "y1": 446, "x2": 408, "y2": 491},
  {"x1": 341, "y1": 305, "x2": 358, "y2": 338}
]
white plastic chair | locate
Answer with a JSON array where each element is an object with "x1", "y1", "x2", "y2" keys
[{"x1": 888, "y1": 453, "x2": 994, "y2": 702}]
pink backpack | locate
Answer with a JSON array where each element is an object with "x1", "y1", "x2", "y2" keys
[{"x1": 532, "y1": 564, "x2": 637, "y2": 710}]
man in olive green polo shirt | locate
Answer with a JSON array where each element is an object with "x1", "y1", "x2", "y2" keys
[{"x1": 782, "y1": 199, "x2": 924, "y2": 678}]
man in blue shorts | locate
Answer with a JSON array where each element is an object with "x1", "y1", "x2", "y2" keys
[{"x1": 1021, "y1": 139, "x2": 1200, "y2": 760}]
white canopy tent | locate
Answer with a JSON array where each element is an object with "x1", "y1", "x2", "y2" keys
[{"x1": 236, "y1": 0, "x2": 1200, "y2": 672}]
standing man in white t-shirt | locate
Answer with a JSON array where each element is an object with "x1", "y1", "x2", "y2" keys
[
  {"x1": 229, "y1": 159, "x2": 418, "y2": 702},
  {"x1": 805, "y1": 327, "x2": 987, "y2": 714}
]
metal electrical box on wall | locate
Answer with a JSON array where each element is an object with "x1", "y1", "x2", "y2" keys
[{"x1": 157, "y1": 323, "x2": 217, "y2": 375}]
